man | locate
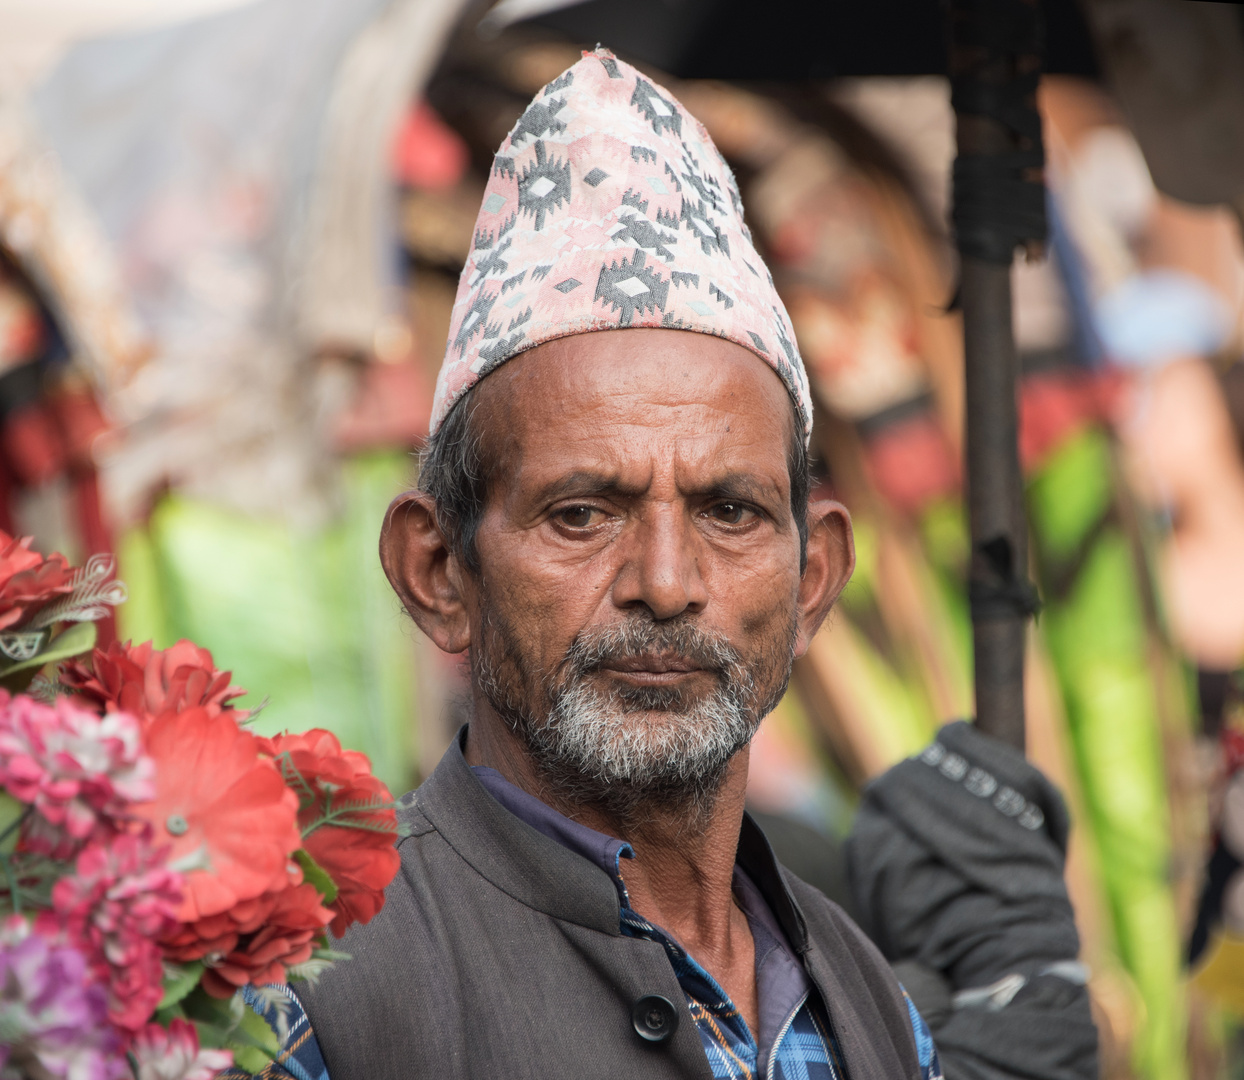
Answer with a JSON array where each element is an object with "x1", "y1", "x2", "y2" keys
[{"x1": 244, "y1": 49, "x2": 941, "y2": 1080}]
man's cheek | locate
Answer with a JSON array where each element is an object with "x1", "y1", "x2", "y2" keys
[
  {"x1": 489, "y1": 585, "x2": 576, "y2": 676},
  {"x1": 740, "y1": 594, "x2": 793, "y2": 640}
]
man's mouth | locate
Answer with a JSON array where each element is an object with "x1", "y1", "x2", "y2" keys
[{"x1": 597, "y1": 654, "x2": 707, "y2": 685}]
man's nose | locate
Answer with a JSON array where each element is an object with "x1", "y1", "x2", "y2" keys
[{"x1": 610, "y1": 506, "x2": 709, "y2": 619}]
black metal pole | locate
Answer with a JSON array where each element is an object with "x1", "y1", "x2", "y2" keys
[
  {"x1": 961, "y1": 258, "x2": 1027, "y2": 748},
  {"x1": 948, "y1": 0, "x2": 1046, "y2": 751}
]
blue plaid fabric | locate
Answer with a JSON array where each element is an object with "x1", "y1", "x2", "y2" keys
[
  {"x1": 220, "y1": 985, "x2": 328, "y2": 1080},
  {"x1": 618, "y1": 903, "x2": 941, "y2": 1080},
  {"x1": 220, "y1": 768, "x2": 942, "y2": 1080}
]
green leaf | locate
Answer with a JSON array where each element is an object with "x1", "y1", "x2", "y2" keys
[
  {"x1": 0, "y1": 622, "x2": 97, "y2": 682},
  {"x1": 158, "y1": 961, "x2": 205, "y2": 1010},
  {"x1": 190, "y1": 1017, "x2": 230, "y2": 1049},
  {"x1": 0, "y1": 794, "x2": 25, "y2": 855},
  {"x1": 221, "y1": 998, "x2": 283, "y2": 1073},
  {"x1": 232, "y1": 1046, "x2": 274, "y2": 1075},
  {"x1": 182, "y1": 985, "x2": 243, "y2": 1033},
  {"x1": 154, "y1": 1003, "x2": 187, "y2": 1025},
  {"x1": 293, "y1": 849, "x2": 338, "y2": 904},
  {"x1": 299, "y1": 794, "x2": 400, "y2": 839},
  {"x1": 286, "y1": 947, "x2": 351, "y2": 984}
]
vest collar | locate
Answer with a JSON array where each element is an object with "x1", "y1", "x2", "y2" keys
[
  {"x1": 414, "y1": 729, "x2": 624, "y2": 934},
  {"x1": 415, "y1": 726, "x2": 811, "y2": 952},
  {"x1": 737, "y1": 811, "x2": 810, "y2": 954}
]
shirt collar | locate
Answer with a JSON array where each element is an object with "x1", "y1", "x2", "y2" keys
[{"x1": 734, "y1": 863, "x2": 812, "y2": 1074}]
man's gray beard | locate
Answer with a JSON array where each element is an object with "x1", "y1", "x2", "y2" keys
[{"x1": 474, "y1": 611, "x2": 796, "y2": 824}]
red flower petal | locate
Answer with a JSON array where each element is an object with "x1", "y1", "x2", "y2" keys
[
  {"x1": 259, "y1": 729, "x2": 400, "y2": 937},
  {"x1": 132, "y1": 708, "x2": 301, "y2": 921}
]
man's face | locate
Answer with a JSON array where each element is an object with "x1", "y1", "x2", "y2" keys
[{"x1": 460, "y1": 328, "x2": 821, "y2": 815}]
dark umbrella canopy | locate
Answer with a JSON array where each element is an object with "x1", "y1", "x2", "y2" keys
[
  {"x1": 527, "y1": 0, "x2": 1244, "y2": 210},
  {"x1": 529, "y1": 0, "x2": 1099, "y2": 79}
]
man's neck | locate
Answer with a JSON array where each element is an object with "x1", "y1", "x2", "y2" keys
[{"x1": 462, "y1": 702, "x2": 758, "y2": 1031}]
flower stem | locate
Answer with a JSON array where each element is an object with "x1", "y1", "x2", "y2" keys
[
  {"x1": 0, "y1": 852, "x2": 21, "y2": 914},
  {"x1": 0, "y1": 805, "x2": 30, "y2": 851}
]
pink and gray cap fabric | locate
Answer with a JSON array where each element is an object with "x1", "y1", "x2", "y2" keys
[{"x1": 431, "y1": 48, "x2": 813, "y2": 443}]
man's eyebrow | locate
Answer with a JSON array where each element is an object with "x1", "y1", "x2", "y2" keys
[
  {"x1": 531, "y1": 470, "x2": 786, "y2": 507},
  {"x1": 688, "y1": 473, "x2": 787, "y2": 508},
  {"x1": 532, "y1": 471, "x2": 641, "y2": 503}
]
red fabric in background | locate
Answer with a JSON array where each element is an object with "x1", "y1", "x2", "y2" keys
[
  {"x1": 3, "y1": 405, "x2": 64, "y2": 488},
  {"x1": 862, "y1": 413, "x2": 960, "y2": 516},
  {"x1": 1019, "y1": 369, "x2": 1126, "y2": 472},
  {"x1": 391, "y1": 102, "x2": 469, "y2": 191},
  {"x1": 52, "y1": 389, "x2": 117, "y2": 646}
]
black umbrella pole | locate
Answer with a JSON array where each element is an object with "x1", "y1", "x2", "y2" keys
[
  {"x1": 961, "y1": 257, "x2": 1027, "y2": 749},
  {"x1": 949, "y1": 0, "x2": 1046, "y2": 751}
]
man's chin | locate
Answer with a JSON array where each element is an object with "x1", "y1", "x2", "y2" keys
[
  {"x1": 534, "y1": 750, "x2": 736, "y2": 824},
  {"x1": 518, "y1": 701, "x2": 759, "y2": 821},
  {"x1": 589, "y1": 676, "x2": 713, "y2": 715}
]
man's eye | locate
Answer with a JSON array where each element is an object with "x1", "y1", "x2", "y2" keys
[
  {"x1": 709, "y1": 502, "x2": 752, "y2": 525},
  {"x1": 556, "y1": 505, "x2": 600, "y2": 528}
]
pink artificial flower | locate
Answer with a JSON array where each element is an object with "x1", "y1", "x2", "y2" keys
[
  {"x1": 0, "y1": 692, "x2": 154, "y2": 857},
  {"x1": 128, "y1": 1018, "x2": 233, "y2": 1080},
  {"x1": 52, "y1": 832, "x2": 183, "y2": 1032},
  {"x1": 0, "y1": 915, "x2": 126, "y2": 1080}
]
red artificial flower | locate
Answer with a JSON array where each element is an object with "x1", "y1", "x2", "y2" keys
[
  {"x1": 259, "y1": 730, "x2": 400, "y2": 937},
  {"x1": 130, "y1": 707, "x2": 301, "y2": 922},
  {"x1": 190, "y1": 880, "x2": 334, "y2": 999},
  {"x1": 161, "y1": 860, "x2": 304, "y2": 963},
  {"x1": 0, "y1": 531, "x2": 73, "y2": 631},
  {"x1": 61, "y1": 639, "x2": 248, "y2": 725}
]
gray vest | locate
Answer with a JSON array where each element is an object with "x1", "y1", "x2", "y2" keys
[{"x1": 297, "y1": 735, "x2": 922, "y2": 1079}]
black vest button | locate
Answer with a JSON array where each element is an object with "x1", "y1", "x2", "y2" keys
[{"x1": 632, "y1": 995, "x2": 678, "y2": 1043}]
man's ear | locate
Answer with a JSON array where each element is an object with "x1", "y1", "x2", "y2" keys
[
  {"x1": 794, "y1": 499, "x2": 855, "y2": 657},
  {"x1": 379, "y1": 491, "x2": 472, "y2": 654}
]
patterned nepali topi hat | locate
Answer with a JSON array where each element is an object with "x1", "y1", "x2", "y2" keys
[{"x1": 431, "y1": 47, "x2": 812, "y2": 442}]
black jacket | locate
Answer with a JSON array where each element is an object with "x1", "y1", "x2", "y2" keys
[{"x1": 297, "y1": 732, "x2": 922, "y2": 1079}]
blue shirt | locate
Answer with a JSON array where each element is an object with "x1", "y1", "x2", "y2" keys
[{"x1": 225, "y1": 767, "x2": 941, "y2": 1080}]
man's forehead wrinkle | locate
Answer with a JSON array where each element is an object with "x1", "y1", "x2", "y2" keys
[
  {"x1": 471, "y1": 329, "x2": 798, "y2": 500},
  {"x1": 496, "y1": 422, "x2": 790, "y2": 515}
]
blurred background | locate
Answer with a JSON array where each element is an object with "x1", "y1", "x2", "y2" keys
[{"x1": 3, "y1": 0, "x2": 1244, "y2": 1074}]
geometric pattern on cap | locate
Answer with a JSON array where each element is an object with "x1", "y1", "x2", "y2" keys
[{"x1": 431, "y1": 48, "x2": 813, "y2": 442}]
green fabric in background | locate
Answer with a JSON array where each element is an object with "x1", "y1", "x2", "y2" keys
[
  {"x1": 1029, "y1": 429, "x2": 1188, "y2": 1080},
  {"x1": 116, "y1": 452, "x2": 420, "y2": 796}
]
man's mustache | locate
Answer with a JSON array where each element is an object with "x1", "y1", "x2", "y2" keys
[{"x1": 562, "y1": 617, "x2": 742, "y2": 679}]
